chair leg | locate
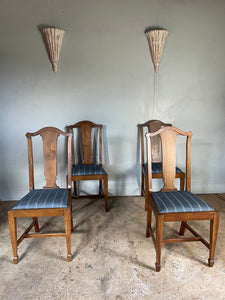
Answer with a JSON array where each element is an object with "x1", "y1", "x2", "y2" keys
[
  {"x1": 33, "y1": 217, "x2": 40, "y2": 232},
  {"x1": 155, "y1": 214, "x2": 164, "y2": 272},
  {"x1": 99, "y1": 179, "x2": 102, "y2": 195},
  {"x1": 104, "y1": 175, "x2": 108, "y2": 212},
  {"x1": 70, "y1": 203, "x2": 74, "y2": 232},
  {"x1": 208, "y1": 212, "x2": 219, "y2": 267},
  {"x1": 64, "y1": 209, "x2": 72, "y2": 262},
  {"x1": 146, "y1": 202, "x2": 152, "y2": 238},
  {"x1": 8, "y1": 212, "x2": 18, "y2": 264},
  {"x1": 179, "y1": 221, "x2": 187, "y2": 236},
  {"x1": 141, "y1": 170, "x2": 144, "y2": 196},
  {"x1": 144, "y1": 173, "x2": 148, "y2": 211},
  {"x1": 180, "y1": 173, "x2": 185, "y2": 191},
  {"x1": 73, "y1": 181, "x2": 78, "y2": 197}
]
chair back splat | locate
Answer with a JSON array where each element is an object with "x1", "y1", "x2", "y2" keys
[
  {"x1": 8, "y1": 127, "x2": 73, "y2": 264},
  {"x1": 145, "y1": 126, "x2": 219, "y2": 272}
]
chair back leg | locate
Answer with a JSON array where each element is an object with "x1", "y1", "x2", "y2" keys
[
  {"x1": 33, "y1": 217, "x2": 40, "y2": 232},
  {"x1": 141, "y1": 171, "x2": 144, "y2": 196},
  {"x1": 73, "y1": 181, "x2": 78, "y2": 197},
  {"x1": 145, "y1": 173, "x2": 148, "y2": 211},
  {"x1": 104, "y1": 175, "x2": 108, "y2": 212},
  {"x1": 70, "y1": 206, "x2": 74, "y2": 232},
  {"x1": 99, "y1": 179, "x2": 102, "y2": 195},
  {"x1": 146, "y1": 205, "x2": 152, "y2": 238},
  {"x1": 179, "y1": 221, "x2": 187, "y2": 236},
  {"x1": 180, "y1": 173, "x2": 185, "y2": 190}
]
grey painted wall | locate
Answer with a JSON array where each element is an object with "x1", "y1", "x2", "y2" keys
[{"x1": 1, "y1": 0, "x2": 225, "y2": 200}]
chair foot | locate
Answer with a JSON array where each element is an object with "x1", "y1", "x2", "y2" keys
[
  {"x1": 155, "y1": 263, "x2": 161, "y2": 272},
  {"x1": 208, "y1": 259, "x2": 214, "y2": 267},
  {"x1": 67, "y1": 254, "x2": 72, "y2": 262},
  {"x1": 13, "y1": 256, "x2": 18, "y2": 264}
]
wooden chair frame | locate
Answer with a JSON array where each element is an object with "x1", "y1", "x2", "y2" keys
[
  {"x1": 69, "y1": 121, "x2": 108, "y2": 212},
  {"x1": 146, "y1": 126, "x2": 219, "y2": 272},
  {"x1": 139, "y1": 120, "x2": 185, "y2": 211},
  {"x1": 8, "y1": 127, "x2": 73, "y2": 264}
]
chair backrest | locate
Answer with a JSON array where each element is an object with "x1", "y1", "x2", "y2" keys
[
  {"x1": 68, "y1": 120, "x2": 103, "y2": 166},
  {"x1": 146, "y1": 126, "x2": 192, "y2": 192},
  {"x1": 139, "y1": 120, "x2": 171, "y2": 164},
  {"x1": 26, "y1": 127, "x2": 72, "y2": 191}
]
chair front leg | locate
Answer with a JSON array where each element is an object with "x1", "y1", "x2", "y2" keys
[
  {"x1": 104, "y1": 175, "x2": 108, "y2": 212},
  {"x1": 64, "y1": 209, "x2": 72, "y2": 262},
  {"x1": 208, "y1": 212, "x2": 219, "y2": 267},
  {"x1": 8, "y1": 212, "x2": 18, "y2": 264},
  {"x1": 155, "y1": 214, "x2": 164, "y2": 272}
]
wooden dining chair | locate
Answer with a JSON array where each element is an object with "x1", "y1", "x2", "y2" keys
[
  {"x1": 146, "y1": 126, "x2": 219, "y2": 272},
  {"x1": 8, "y1": 127, "x2": 73, "y2": 264},
  {"x1": 68, "y1": 121, "x2": 108, "y2": 212},
  {"x1": 139, "y1": 120, "x2": 185, "y2": 211}
]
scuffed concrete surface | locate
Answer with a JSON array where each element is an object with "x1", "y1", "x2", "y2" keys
[{"x1": 1, "y1": 195, "x2": 225, "y2": 299}]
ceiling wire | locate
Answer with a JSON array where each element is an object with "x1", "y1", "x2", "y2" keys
[
  {"x1": 152, "y1": 71, "x2": 157, "y2": 119},
  {"x1": 152, "y1": 0, "x2": 158, "y2": 120}
]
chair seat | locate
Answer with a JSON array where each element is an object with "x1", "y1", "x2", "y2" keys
[
  {"x1": 12, "y1": 189, "x2": 69, "y2": 210},
  {"x1": 144, "y1": 162, "x2": 183, "y2": 174},
  {"x1": 72, "y1": 164, "x2": 106, "y2": 176},
  {"x1": 152, "y1": 191, "x2": 215, "y2": 213}
]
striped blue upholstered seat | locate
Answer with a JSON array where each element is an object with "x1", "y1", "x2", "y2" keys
[
  {"x1": 72, "y1": 164, "x2": 106, "y2": 176},
  {"x1": 12, "y1": 189, "x2": 69, "y2": 210},
  {"x1": 144, "y1": 162, "x2": 183, "y2": 174},
  {"x1": 152, "y1": 191, "x2": 214, "y2": 213}
]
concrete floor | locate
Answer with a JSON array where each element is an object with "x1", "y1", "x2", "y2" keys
[{"x1": 1, "y1": 194, "x2": 225, "y2": 300}]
